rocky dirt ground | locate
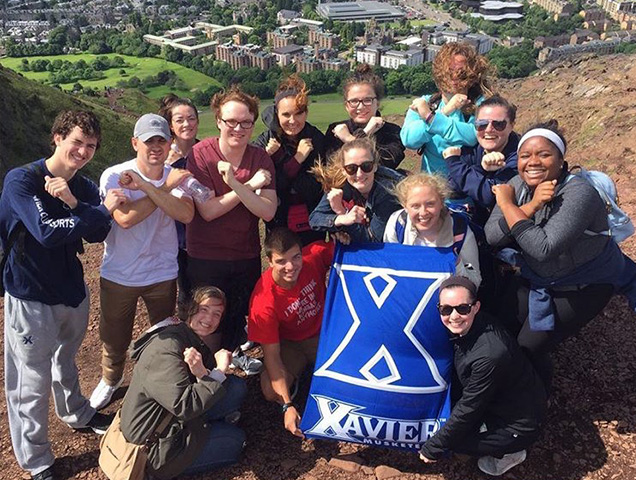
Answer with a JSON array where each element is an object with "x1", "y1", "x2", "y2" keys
[{"x1": 1, "y1": 54, "x2": 636, "y2": 480}]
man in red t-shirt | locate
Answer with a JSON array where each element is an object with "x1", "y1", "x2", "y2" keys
[{"x1": 248, "y1": 227, "x2": 334, "y2": 437}]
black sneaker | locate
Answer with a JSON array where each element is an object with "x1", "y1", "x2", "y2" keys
[
  {"x1": 32, "y1": 466, "x2": 55, "y2": 480},
  {"x1": 86, "y1": 411, "x2": 114, "y2": 435}
]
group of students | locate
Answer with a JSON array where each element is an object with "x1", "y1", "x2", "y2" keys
[{"x1": 2, "y1": 40, "x2": 636, "y2": 480}]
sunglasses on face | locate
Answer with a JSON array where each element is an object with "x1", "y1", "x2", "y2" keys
[
  {"x1": 475, "y1": 119, "x2": 508, "y2": 132},
  {"x1": 343, "y1": 161, "x2": 375, "y2": 175},
  {"x1": 437, "y1": 303, "x2": 475, "y2": 316}
]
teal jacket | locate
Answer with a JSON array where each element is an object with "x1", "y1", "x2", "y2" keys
[{"x1": 400, "y1": 95, "x2": 482, "y2": 176}]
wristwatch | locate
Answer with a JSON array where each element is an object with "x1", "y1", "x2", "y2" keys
[{"x1": 281, "y1": 402, "x2": 295, "y2": 413}]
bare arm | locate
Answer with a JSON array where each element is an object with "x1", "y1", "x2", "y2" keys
[
  {"x1": 141, "y1": 182, "x2": 194, "y2": 224},
  {"x1": 262, "y1": 343, "x2": 303, "y2": 438},
  {"x1": 218, "y1": 162, "x2": 277, "y2": 222},
  {"x1": 113, "y1": 169, "x2": 193, "y2": 227},
  {"x1": 194, "y1": 167, "x2": 272, "y2": 221},
  {"x1": 112, "y1": 196, "x2": 158, "y2": 229}
]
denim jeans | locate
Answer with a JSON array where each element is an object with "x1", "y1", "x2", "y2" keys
[{"x1": 182, "y1": 375, "x2": 247, "y2": 476}]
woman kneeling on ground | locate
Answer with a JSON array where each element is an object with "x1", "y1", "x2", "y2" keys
[
  {"x1": 119, "y1": 286, "x2": 247, "y2": 479},
  {"x1": 485, "y1": 120, "x2": 636, "y2": 390},
  {"x1": 383, "y1": 173, "x2": 482, "y2": 288}
]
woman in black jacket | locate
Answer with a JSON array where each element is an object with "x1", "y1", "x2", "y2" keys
[
  {"x1": 324, "y1": 64, "x2": 405, "y2": 171},
  {"x1": 254, "y1": 75, "x2": 326, "y2": 245}
]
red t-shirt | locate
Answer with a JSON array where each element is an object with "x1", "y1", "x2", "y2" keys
[
  {"x1": 248, "y1": 241, "x2": 335, "y2": 344},
  {"x1": 186, "y1": 137, "x2": 276, "y2": 260}
]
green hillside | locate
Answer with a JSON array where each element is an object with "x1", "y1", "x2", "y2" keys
[
  {"x1": 0, "y1": 64, "x2": 136, "y2": 183},
  {"x1": 0, "y1": 54, "x2": 222, "y2": 99}
]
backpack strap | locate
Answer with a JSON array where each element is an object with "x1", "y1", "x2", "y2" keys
[
  {"x1": 395, "y1": 209, "x2": 409, "y2": 244},
  {"x1": 565, "y1": 168, "x2": 612, "y2": 238},
  {"x1": 1, "y1": 223, "x2": 27, "y2": 279}
]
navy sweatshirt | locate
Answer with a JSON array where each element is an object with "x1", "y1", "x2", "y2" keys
[
  {"x1": 445, "y1": 132, "x2": 520, "y2": 227},
  {"x1": 0, "y1": 159, "x2": 112, "y2": 307}
]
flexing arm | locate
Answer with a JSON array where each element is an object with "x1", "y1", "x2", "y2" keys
[
  {"x1": 377, "y1": 123, "x2": 406, "y2": 169},
  {"x1": 142, "y1": 337, "x2": 227, "y2": 421},
  {"x1": 112, "y1": 170, "x2": 194, "y2": 227},
  {"x1": 400, "y1": 107, "x2": 433, "y2": 150},
  {"x1": 427, "y1": 110, "x2": 478, "y2": 147},
  {"x1": 217, "y1": 161, "x2": 277, "y2": 221},
  {"x1": 7, "y1": 171, "x2": 112, "y2": 248},
  {"x1": 446, "y1": 148, "x2": 517, "y2": 209}
]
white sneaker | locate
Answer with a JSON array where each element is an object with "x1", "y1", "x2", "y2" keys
[
  {"x1": 478, "y1": 450, "x2": 527, "y2": 476},
  {"x1": 240, "y1": 340, "x2": 257, "y2": 352},
  {"x1": 89, "y1": 377, "x2": 124, "y2": 410}
]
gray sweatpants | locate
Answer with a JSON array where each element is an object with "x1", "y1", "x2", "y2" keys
[{"x1": 4, "y1": 290, "x2": 95, "y2": 475}]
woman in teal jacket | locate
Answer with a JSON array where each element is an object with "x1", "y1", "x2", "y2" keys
[{"x1": 401, "y1": 42, "x2": 495, "y2": 176}]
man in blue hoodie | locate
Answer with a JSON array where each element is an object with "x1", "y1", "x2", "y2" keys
[{"x1": 0, "y1": 110, "x2": 127, "y2": 480}]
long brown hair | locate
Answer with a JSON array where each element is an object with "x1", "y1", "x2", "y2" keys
[
  {"x1": 311, "y1": 137, "x2": 379, "y2": 192},
  {"x1": 431, "y1": 42, "x2": 495, "y2": 117}
]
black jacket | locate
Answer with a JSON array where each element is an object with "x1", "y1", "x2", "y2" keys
[
  {"x1": 309, "y1": 179, "x2": 402, "y2": 243},
  {"x1": 445, "y1": 132, "x2": 520, "y2": 228},
  {"x1": 254, "y1": 105, "x2": 325, "y2": 235},
  {"x1": 420, "y1": 312, "x2": 546, "y2": 460},
  {"x1": 324, "y1": 116, "x2": 405, "y2": 170}
]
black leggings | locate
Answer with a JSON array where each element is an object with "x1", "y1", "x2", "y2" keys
[
  {"x1": 187, "y1": 256, "x2": 261, "y2": 351},
  {"x1": 497, "y1": 276, "x2": 613, "y2": 390},
  {"x1": 454, "y1": 426, "x2": 540, "y2": 458}
]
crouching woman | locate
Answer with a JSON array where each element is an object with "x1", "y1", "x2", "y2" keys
[{"x1": 119, "y1": 286, "x2": 247, "y2": 479}]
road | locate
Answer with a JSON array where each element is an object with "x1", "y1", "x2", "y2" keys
[{"x1": 399, "y1": 0, "x2": 469, "y2": 31}]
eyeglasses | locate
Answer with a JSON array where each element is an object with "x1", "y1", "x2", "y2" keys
[
  {"x1": 220, "y1": 118, "x2": 254, "y2": 129},
  {"x1": 343, "y1": 161, "x2": 375, "y2": 175},
  {"x1": 475, "y1": 119, "x2": 508, "y2": 132},
  {"x1": 437, "y1": 303, "x2": 475, "y2": 316},
  {"x1": 345, "y1": 97, "x2": 376, "y2": 108}
]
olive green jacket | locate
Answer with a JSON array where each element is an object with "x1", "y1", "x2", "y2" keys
[{"x1": 120, "y1": 321, "x2": 226, "y2": 479}]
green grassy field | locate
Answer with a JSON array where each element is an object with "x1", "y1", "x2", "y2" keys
[
  {"x1": 0, "y1": 53, "x2": 221, "y2": 99},
  {"x1": 197, "y1": 96, "x2": 414, "y2": 138}
]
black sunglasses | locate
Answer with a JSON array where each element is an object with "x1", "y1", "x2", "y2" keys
[
  {"x1": 475, "y1": 119, "x2": 508, "y2": 132},
  {"x1": 343, "y1": 161, "x2": 375, "y2": 175},
  {"x1": 437, "y1": 303, "x2": 474, "y2": 316}
]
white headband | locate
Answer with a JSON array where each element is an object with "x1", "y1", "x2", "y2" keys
[{"x1": 517, "y1": 128, "x2": 566, "y2": 157}]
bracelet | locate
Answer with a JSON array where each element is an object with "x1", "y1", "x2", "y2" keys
[
  {"x1": 425, "y1": 112, "x2": 435, "y2": 124},
  {"x1": 281, "y1": 402, "x2": 295, "y2": 413}
]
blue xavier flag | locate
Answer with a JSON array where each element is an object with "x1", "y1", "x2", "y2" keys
[{"x1": 300, "y1": 242, "x2": 455, "y2": 452}]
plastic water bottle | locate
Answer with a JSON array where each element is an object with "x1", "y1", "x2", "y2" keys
[{"x1": 178, "y1": 177, "x2": 213, "y2": 203}]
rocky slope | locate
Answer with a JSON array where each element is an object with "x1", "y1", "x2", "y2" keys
[{"x1": 1, "y1": 53, "x2": 636, "y2": 480}]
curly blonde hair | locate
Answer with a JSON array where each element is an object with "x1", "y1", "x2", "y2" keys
[
  {"x1": 311, "y1": 137, "x2": 379, "y2": 192},
  {"x1": 432, "y1": 42, "x2": 496, "y2": 116},
  {"x1": 393, "y1": 173, "x2": 450, "y2": 217}
]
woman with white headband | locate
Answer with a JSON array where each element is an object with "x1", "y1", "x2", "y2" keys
[{"x1": 484, "y1": 120, "x2": 619, "y2": 391}]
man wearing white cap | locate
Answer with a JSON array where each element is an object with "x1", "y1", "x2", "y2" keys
[{"x1": 90, "y1": 113, "x2": 195, "y2": 410}]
